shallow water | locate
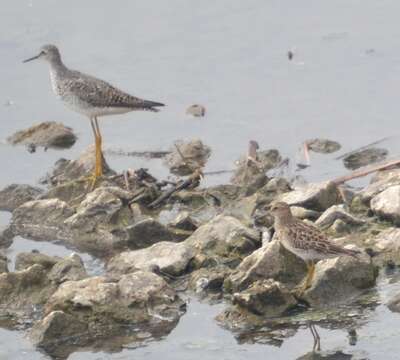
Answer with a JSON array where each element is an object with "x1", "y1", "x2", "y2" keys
[{"x1": 1, "y1": 0, "x2": 400, "y2": 359}]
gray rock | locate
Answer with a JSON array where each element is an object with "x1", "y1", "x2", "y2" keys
[
  {"x1": 306, "y1": 138, "x2": 341, "y2": 154},
  {"x1": 7, "y1": 121, "x2": 77, "y2": 152},
  {"x1": 233, "y1": 279, "x2": 297, "y2": 316},
  {"x1": 387, "y1": 293, "x2": 400, "y2": 313},
  {"x1": 185, "y1": 215, "x2": 261, "y2": 263},
  {"x1": 0, "y1": 226, "x2": 14, "y2": 248},
  {"x1": 225, "y1": 240, "x2": 306, "y2": 292},
  {"x1": 186, "y1": 104, "x2": 206, "y2": 117},
  {"x1": 277, "y1": 181, "x2": 340, "y2": 211},
  {"x1": 0, "y1": 184, "x2": 43, "y2": 211},
  {"x1": 370, "y1": 185, "x2": 400, "y2": 224},
  {"x1": 291, "y1": 206, "x2": 321, "y2": 220},
  {"x1": 189, "y1": 265, "x2": 231, "y2": 294},
  {"x1": 169, "y1": 211, "x2": 198, "y2": 231},
  {"x1": 11, "y1": 199, "x2": 75, "y2": 240},
  {"x1": 108, "y1": 241, "x2": 195, "y2": 276},
  {"x1": 364, "y1": 228, "x2": 400, "y2": 263},
  {"x1": 359, "y1": 169, "x2": 400, "y2": 204},
  {"x1": 47, "y1": 254, "x2": 88, "y2": 284},
  {"x1": 0, "y1": 251, "x2": 7, "y2": 273},
  {"x1": 303, "y1": 250, "x2": 376, "y2": 306},
  {"x1": 164, "y1": 139, "x2": 211, "y2": 176},
  {"x1": 126, "y1": 218, "x2": 177, "y2": 249},
  {"x1": 315, "y1": 205, "x2": 365, "y2": 229},
  {"x1": 343, "y1": 148, "x2": 388, "y2": 170},
  {"x1": 15, "y1": 252, "x2": 61, "y2": 271}
]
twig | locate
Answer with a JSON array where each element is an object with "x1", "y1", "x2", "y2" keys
[
  {"x1": 331, "y1": 158, "x2": 400, "y2": 185},
  {"x1": 105, "y1": 149, "x2": 170, "y2": 159},
  {"x1": 335, "y1": 137, "x2": 391, "y2": 160}
]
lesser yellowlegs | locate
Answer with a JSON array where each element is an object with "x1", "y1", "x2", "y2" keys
[
  {"x1": 270, "y1": 202, "x2": 359, "y2": 295},
  {"x1": 23, "y1": 44, "x2": 164, "y2": 184}
]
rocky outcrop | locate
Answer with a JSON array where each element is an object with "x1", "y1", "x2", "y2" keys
[
  {"x1": 370, "y1": 185, "x2": 400, "y2": 225},
  {"x1": 0, "y1": 184, "x2": 43, "y2": 211}
]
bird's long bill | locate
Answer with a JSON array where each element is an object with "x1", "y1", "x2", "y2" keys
[{"x1": 23, "y1": 53, "x2": 41, "y2": 63}]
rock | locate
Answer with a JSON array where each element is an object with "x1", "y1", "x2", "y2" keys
[
  {"x1": 189, "y1": 265, "x2": 231, "y2": 294},
  {"x1": 186, "y1": 104, "x2": 206, "y2": 117},
  {"x1": 0, "y1": 251, "x2": 7, "y2": 273},
  {"x1": 277, "y1": 181, "x2": 340, "y2": 211},
  {"x1": 0, "y1": 184, "x2": 43, "y2": 211},
  {"x1": 231, "y1": 149, "x2": 281, "y2": 187},
  {"x1": 11, "y1": 199, "x2": 74, "y2": 241},
  {"x1": 0, "y1": 264, "x2": 57, "y2": 313},
  {"x1": 232, "y1": 279, "x2": 297, "y2": 316},
  {"x1": 15, "y1": 252, "x2": 61, "y2": 271},
  {"x1": 169, "y1": 211, "x2": 198, "y2": 231},
  {"x1": 387, "y1": 293, "x2": 400, "y2": 312},
  {"x1": 7, "y1": 121, "x2": 77, "y2": 152},
  {"x1": 303, "y1": 250, "x2": 376, "y2": 306},
  {"x1": 45, "y1": 145, "x2": 114, "y2": 185},
  {"x1": 364, "y1": 228, "x2": 400, "y2": 263},
  {"x1": 47, "y1": 254, "x2": 88, "y2": 284},
  {"x1": 343, "y1": 148, "x2": 388, "y2": 170},
  {"x1": 306, "y1": 138, "x2": 341, "y2": 154},
  {"x1": 359, "y1": 169, "x2": 400, "y2": 204},
  {"x1": 315, "y1": 205, "x2": 365, "y2": 229},
  {"x1": 164, "y1": 139, "x2": 211, "y2": 176},
  {"x1": 108, "y1": 241, "x2": 195, "y2": 276},
  {"x1": 185, "y1": 215, "x2": 261, "y2": 264},
  {"x1": 291, "y1": 206, "x2": 321, "y2": 220},
  {"x1": 126, "y1": 218, "x2": 177, "y2": 249},
  {"x1": 370, "y1": 185, "x2": 400, "y2": 225},
  {"x1": 0, "y1": 226, "x2": 14, "y2": 248},
  {"x1": 44, "y1": 271, "x2": 184, "y2": 327},
  {"x1": 225, "y1": 240, "x2": 306, "y2": 292}
]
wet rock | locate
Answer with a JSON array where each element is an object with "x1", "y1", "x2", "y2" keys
[
  {"x1": 0, "y1": 184, "x2": 43, "y2": 211},
  {"x1": 108, "y1": 241, "x2": 195, "y2": 276},
  {"x1": 231, "y1": 149, "x2": 281, "y2": 187},
  {"x1": 0, "y1": 226, "x2": 14, "y2": 248},
  {"x1": 7, "y1": 121, "x2": 77, "y2": 152},
  {"x1": 387, "y1": 292, "x2": 400, "y2": 313},
  {"x1": 370, "y1": 185, "x2": 400, "y2": 225},
  {"x1": 306, "y1": 138, "x2": 341, "y2": 154},
  {"x1": 186, "y1": 104, "x2": 206, "y2": 117},
  {"x1": 303, "y1": 250, "x2": 376, "y2": 306},
  {"x1": 164, "y1": 139, "x2": 211, "y2": 176},
  {"x1": 126, "y1": 218, "x2": 177, "y2": 249},
  {"x1": 232, "y1": 279, "x2": 297, "y2": 316},
  {"x1": 185, "y1": 215, "x2": 261, "y2": 264},
  {"x1": 47, "y1": 254, "x2": 88, "y2": 285},
  {"x1": 0, "y1": 264, "x2": 57, "y2": 314},
  {"x1": 45, "y1": 145, "x2": 114, "y2": 185},
  {"x1": 277, "y1": 181, "x2": 340, "y2": 211},
  {"x1": 189, "y1": 265, "x2": 231, "y2": 294},
  {"x1": 315, "y1": 205, "x2": 365, "y2": 229},
  {"x1": 11, "y1": 199, "x2": 74, "y2": 240},
  {"x1": 225, "y1": 240, "x2": 306, "y2": 292},
  {"x1": 343, "y1": 148, "x2": 388, "y2": 170},
  {"x1": 169, "y1": 211, "x2": 198, "y2": 232},
  {"x1": 15, "y1": 252, "x2": 61, "y2": 271}
]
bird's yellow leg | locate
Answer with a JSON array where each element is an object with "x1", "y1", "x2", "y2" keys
[
  {"x1": 94, "y1": 117, "x2": 103, "y2": 178},
  {"x1": 294, "y1": 261, "x2": 315, "y2": 296}
]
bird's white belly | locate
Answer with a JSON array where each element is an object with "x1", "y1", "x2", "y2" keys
[{"x1": 63, "y1": 97, "x2": 133, "y2": 118}]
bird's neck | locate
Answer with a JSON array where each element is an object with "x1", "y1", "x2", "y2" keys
[
  {"x1": 48, "y1": 56, "x2": 67, "y2": 76},
  {"x1": 274, "y1": 213, "x2": 295, "y2": 229}
]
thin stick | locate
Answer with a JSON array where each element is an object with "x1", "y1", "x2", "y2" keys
[
  {"x1": 335, "y1": 137, "x2": 391, "y2": 160},
  {"x1": 331, "y1": 158, "x2": 400, "y2": 185}
]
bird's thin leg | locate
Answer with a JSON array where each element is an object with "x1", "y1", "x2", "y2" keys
[
  {"x1": 87, "y1": 117, "x2": 100, "y2": 189},
  {"x1": 294, "y1": 260, "x2": 315, "y2": 296},
  {"x1": 94, "y1": 117, "x2": 103, "y2": 177},
  {"x1": 309, "y1": 322, "x2": 321, "y2": 352}
]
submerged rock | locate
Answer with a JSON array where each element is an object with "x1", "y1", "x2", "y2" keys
[
  {"x1": 0, "y1": 184, "x2": 43, "y2": 211},
  {"x1": 186, "y1": 104, "x2": 206, "y2": 117},
  {"x1": 108, "y1": 241, "x2": 195, "y2": 277},
  {"x1": 302, "y1": 250, "x2": 376, "y2": 307},
  {"x1": 306, "y1": 138, "x2": 341, "y2": 154},
  {"x1": 233, "y1": 279, "x2": 297, "y2": 316},
  {"x1": 7, "y1": 121, "x2": 77, "y2": 152},
  {"x1": 277, "y1": 181, "x2": 340, "y2": 211},
  {"x1": 343, "y1": 148, "x2": 388, "y2": 170},
  {"x1": 370, "y1": 185, "x2": 400, "y2": 225},
  {"x1": 164, "y1": 139, "x2": 211, "y2": 176}
]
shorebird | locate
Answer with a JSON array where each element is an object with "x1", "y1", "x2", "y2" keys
[
  {"x1": 23, "y1": 44, "x2": 164, "y2": 185},
  {"x1": 270, "y1": 202, "x2": 359, "y2": 296}
]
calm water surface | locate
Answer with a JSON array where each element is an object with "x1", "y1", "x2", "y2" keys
[{"x1": 1, "y1": 1, "x2": 400, "y2": 359}]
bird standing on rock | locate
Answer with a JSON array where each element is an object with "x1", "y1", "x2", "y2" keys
[
  {"x1": 23, "y1": 44, "x2": 164, "y2": 186},
  {"x1": 269, "y1": 202, "x2": 360, "y2": 296}
]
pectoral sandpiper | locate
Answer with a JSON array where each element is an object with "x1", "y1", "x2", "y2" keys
[
  {"x1": 23, "y1": 44, "x2": 164, "y2": 185},
  {"x1": 270, "y1": 202, "x2": 359, "y2": 295}
]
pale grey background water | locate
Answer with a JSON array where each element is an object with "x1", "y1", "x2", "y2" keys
[{"x1": 1, "y1": 0, "x2": 400, "y2": 359}]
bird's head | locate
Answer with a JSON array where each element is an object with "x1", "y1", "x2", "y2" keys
[
  {"x1": 269, "y1": 201, "x2": 292, "y2": 220},
  {"x1": 23, "y1": 44, "x2": 61, "y2": 64}
]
